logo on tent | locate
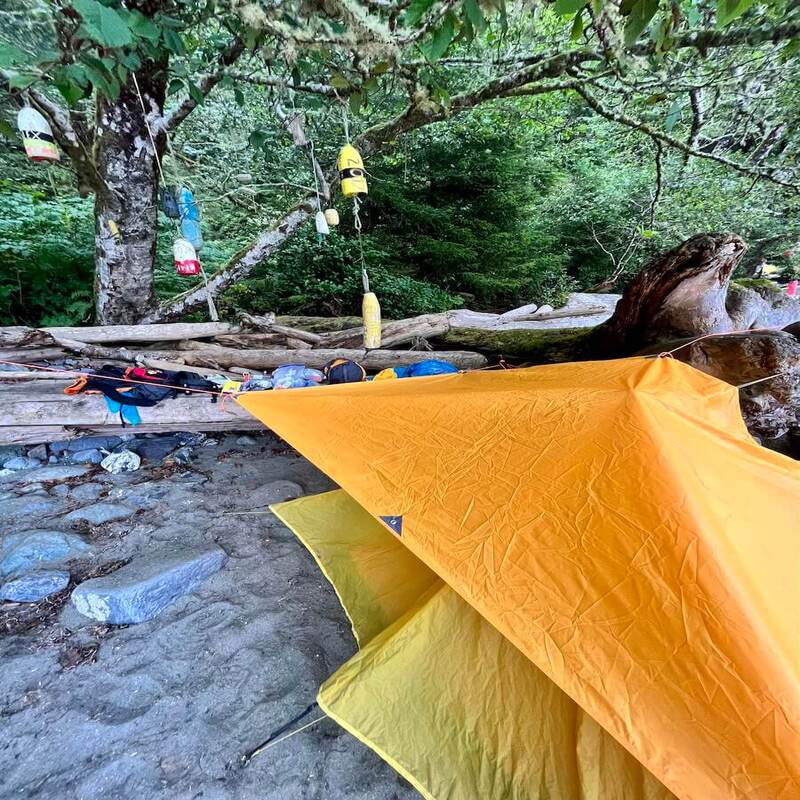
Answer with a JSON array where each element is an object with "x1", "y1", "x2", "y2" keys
[{"x1": 380, "y1": 516, "x2": 403, "y2": 536}]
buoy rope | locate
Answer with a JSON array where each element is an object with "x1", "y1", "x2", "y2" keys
[{"x1": 241, "y1": 702, "x2": 324, "y2": 765}]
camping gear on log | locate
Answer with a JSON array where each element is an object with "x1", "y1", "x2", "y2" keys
[
  {"x1": 323, "y1": 358, "x2": 366, "y2": 384},
  {"x1": 174, "y1": 238, "x2": 201, "y2": 276},
  {"x1": 324, "y1": 208, "x2": 340, "y2": 226},
  {"x1": 337, "y1": 144, "x2": 368, "y2": 197},
  {"x1": 271, "y1": 364, "x2": 324, "y2": 389},
  {"x1": 177, "y1": 186, "x2": 203, "y2": 251},
  {"x1": 16, "y1": 107, "x2": 60, "y2": 162},
  {"x1": 373, "y1": 359, "x2": 458, "y2": 380},
  {"x1": 238, "y1": 357, "x2": 800, "y2": 800}
]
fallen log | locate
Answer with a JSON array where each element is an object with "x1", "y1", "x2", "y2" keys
[
  {"x1": 141, "y1": 343, "x2": 488, "y2": 371},
  {"x1": 318, "y1": 313, "x2": 450, "y2": 349},
  {"x1": 239, "y1": 312, "x2": 324, "y2": 345},
  {"x1": 211, "y1": 333, "x2": 313, "y2": 350},
  {"x1": 276, "y1": 315, "x2": 363, "y2": 333},
  {"x1": 0, "y1": 346, "x2": 73, "y2": 363},
  {"x1": 0, "y1": 379, "x2": 259, "y2": 445},
  {"x1": 0, "y1": 322, "x2": 239, "y2": 347}
]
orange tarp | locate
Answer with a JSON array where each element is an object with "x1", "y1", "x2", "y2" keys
[{"x1": 238, "y1": 357, "x2": 800, "y2": 800}]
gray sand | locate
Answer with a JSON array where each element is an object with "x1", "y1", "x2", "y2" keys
[{"x1": 0, "y1": 434, "x2": 420, "y2": 800}]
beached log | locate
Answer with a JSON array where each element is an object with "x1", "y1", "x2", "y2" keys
[
  {"x1": 0, "y1": 347, "x2": 71, "y2": 363},
  {"x1": 275, "y1": 315, "x2": 363, "y2": 333},
  {"x1": 0, "y1": 379, "x2": 259, "y2": 445},
  {"x1": 211, "y1": 333, "x2": 313, "y2": 350},
  {"x1": 318, "y1": 313, "x2": 450, "y2": 349},
  {"x1": 438, "y1": 327, "x2": 592, "y2": 363},
  {"x1": 162, "y1": 342, "x2": 487, "y2": 371},
  {"x1": 239, "y1": 313, "x2": 323, "y2": 345},
  {"x1": 0, "y1": 322, "x2": 239, "y2": 347}
]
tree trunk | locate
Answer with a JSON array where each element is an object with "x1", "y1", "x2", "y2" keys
[
  {"x1": 589, "y1": 233, "x2": 748, "y2": 355},
  {"x1": 93, "y1": 71, "x2": 167, "y2": 324}
]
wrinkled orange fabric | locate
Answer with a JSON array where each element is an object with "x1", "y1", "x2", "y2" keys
[{"x1": 238, "y1": 357, "x2": 800, "y2": 800}]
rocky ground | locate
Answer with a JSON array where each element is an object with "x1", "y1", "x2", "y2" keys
[{"x1": 0, "y1": 432, "x2": 420, "y2": 800}]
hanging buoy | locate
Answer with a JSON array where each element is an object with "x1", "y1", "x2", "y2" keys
[
  {"x1": 362, "y1": 290, "x2": 381, "y2": 349},
  {"x1": 337, "y1": 144, "x2": 368, "y2": 197},
  {"x1": 160, "y1": 186, "x2": 180, "y2": 218},
  {"x1": 315, "y1": 210, "x2": 330, "y2": 236},
  {"x1": 174, "y1": 237, "x2": 201, "y2": 276},
  {"x1": 16, "y1": 107, "x2": 60, "y2": 162},
  {"x1": 107, "y1": 220, "x2": 121, "y2": 243},
  {"x1": 177, "y1": 186, "x2": 203, "y2": 251},
  {"x1": 324, "y1": 208, "x2": 340, "y2": 226}
]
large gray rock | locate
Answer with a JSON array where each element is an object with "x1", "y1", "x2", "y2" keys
[
  {"x1": 64, "y1": 503, "x2": 134, "y2": 525},
  {"x1": 0, "y1": 531, "x2": 90, "y2": 578},
  {"x1": 2, "y1": 456, "x2": 43, "y2": 471},
  {"x1": 66, "y1": 449, "x2": 105, "y2": 465},
  {"x1": 26, "y1": 444, "x2": 48, "y2": 461},
  {"x1": 49, "y1": 436, "x2": 123, "y2": 456},
  {"x1": 71, "y1": 545, "x2": 227, "y2": 624},
  {"x1": 0, "y1": 465, "x2": 92, "y2": 484},
  {"x1": 0, "y1": 569, "x2": 70, "y2": 602}
]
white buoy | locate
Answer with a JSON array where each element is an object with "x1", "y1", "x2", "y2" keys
[
  {"x1": 174, "y1": 237, "x2": 201, "y2": 276},
  {"x1": 315, "y1": 210, "x2": 330, "y2": 235},
  {"x1": 324, "y1": 208, "x2": 340, "y2": 226},
  {"x1": 16, "y1": 107, "x2": 60, "y2": 162}
]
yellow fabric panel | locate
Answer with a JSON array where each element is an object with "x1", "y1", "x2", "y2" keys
[
  {"x1": 271, "y1": 490, "x2": 439, "y2": 646},
  {"x1": 239, "y1": 358, "x2": 800, "y2": 800},
  {"x1": 278, "y1": 489, "x2": 675, "y2": 800}
]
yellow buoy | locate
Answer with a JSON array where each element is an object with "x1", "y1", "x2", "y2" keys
[
  {"x1": 338, "y1": 144, "x2": 368, "y2": 198},
  {"x1": 362, "y1": 290, "x2": 381, "y2": 349},
  {"x1": 324, "y1": 208, "x2": 340, "y2": 226}
]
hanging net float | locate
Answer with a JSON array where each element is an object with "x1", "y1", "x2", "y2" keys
[
  {"x1": 337, "y1": 144, "x2": 368, "y2": 198},
  {"x1": 362, "y1": 288, "x2": 382, "y2": 349},
  {"x1": 315, "y1": 210, "x2": 330, "y2": 236},
  {"x1": 174, "y1": 237, "x2": 201, "y2": 276},
  {"x1": 17, "y1": 107, "x2": 60, "y2": 162},
  {"x1": 177, "y1": 186, "x2": 203, "y2": 251},
  {"x1": 324, "y1": 208, "x2": 340, "y2": 226}
]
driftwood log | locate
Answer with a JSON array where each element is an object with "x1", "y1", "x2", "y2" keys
[
  {"x1": 169, "y1": 343, "x2": 487, "y2": 371},
  {"x1": 0, "y1": 378, "x2": 260, "y2": 445},
  {"x1": 0, "y1": 322, "x2": 240, "y2": 347}
]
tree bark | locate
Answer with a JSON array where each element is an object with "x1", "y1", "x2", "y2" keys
[{"x1": 93, "y1": 70, "x2": 167, "y2": 324}]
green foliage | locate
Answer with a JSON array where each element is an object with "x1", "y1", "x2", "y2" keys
[
  {"x1": 0, "y1": 188, "x2": 94, "y2": 325},
  {"x1": 217, "y1": 229, "x2": 460, "y2": 319}
]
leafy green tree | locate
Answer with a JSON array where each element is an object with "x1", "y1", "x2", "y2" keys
[{"x1": 1, "y1": 0, "x2": 799, "y2": 324}]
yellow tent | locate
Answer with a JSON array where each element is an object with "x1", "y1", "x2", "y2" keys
[{"x1": 238, "y1": 357, "x2": 800, "y2": 800}]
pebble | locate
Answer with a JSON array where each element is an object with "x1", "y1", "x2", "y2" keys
[
  {"x1": 2, "y1": 456, "x2": 43, "y2": 471},
  {"x1": 100, "y1": 450, "x2": 141, "y2": 474},
  {"x1": 236, "y1": 435, "x2": 258, "y2": 446},
  {"x1": 0, "y1": 570, "x2": 70, "y2": 602},
  {"x1": 49, "y1": 436, "x2": 122, "y2": 456},
  {"x1": 71, "y1": 545, "x2": 227, "y2": 624},
  {"x1": 26, "y1": 444, "x2": 48, "y2": 461},
  {"x1": 70, "y1": 483, "x2": 105, "y2": 502},
  {"x1": 0, "y1": 531, "x2": 90, "y2": 578},
  {"x1": 66, "y1": 449, "x2": 105, "y2": 465},
  {"x1": 64, "y1": 503, "x2": 134, "y2": 526}
]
